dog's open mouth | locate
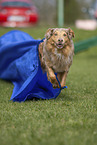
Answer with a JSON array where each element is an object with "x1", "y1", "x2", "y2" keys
[{"x1": 56, "y1": 43, "x2": 64, "y2": 49}]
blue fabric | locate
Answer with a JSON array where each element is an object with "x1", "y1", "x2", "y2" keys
[{"x1": 0, "y1": 30, "x2": 67, "y2": 102}]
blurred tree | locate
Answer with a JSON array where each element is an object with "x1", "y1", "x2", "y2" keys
[
  {"x1": 64, "y1": 0, "x2": 83, "y2": 24},
  {"x1": 32, "y1": 0, "x2": 57, "y2": 26}
]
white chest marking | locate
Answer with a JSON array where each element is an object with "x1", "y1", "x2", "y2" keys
[{"x1": 52, "y1": 48, "x2": 68, "y2": 72}]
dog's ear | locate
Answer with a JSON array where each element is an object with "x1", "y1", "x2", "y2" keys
[
  {"x1": 66, "y1": 28, "x2": 75, "y2": 39},
  {"x1": 45, "y1": 28, "x2": 54, "y2": 40}
]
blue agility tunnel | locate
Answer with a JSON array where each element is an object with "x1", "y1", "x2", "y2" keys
[{"x1": 0, "y1": 30, "x2": 67, "y2": 102}]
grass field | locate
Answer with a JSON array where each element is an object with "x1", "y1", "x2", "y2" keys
[{"x1": 0, "y1": 26, "x2": 97, "y2": 145}]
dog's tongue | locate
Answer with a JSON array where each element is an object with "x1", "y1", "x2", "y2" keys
[{"x1": 57, "y1": 44, "x2": 63, "y2": 49}]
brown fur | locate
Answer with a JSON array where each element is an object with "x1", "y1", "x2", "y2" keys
[{"x1": 38, "y1": 28, "x2": 75, "y2": 88}]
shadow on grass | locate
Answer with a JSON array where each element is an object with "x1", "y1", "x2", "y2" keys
[
  {"x1": 25, "y1": 94, "x2": 73, "y2": 103},
  {"x1": 56, "y1": 93, "x2": 74, "y2": 102},
  {"x1": 0, "y1": 79, "x2": 12, "y2": 85}
]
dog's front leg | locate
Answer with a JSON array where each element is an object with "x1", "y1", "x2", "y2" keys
[
  {"x1": 58, "y1": 71, "x2": 68, "y2": 88},
  {"x1": 47, "y1": 67, "x2": 59, "y2": 88}
]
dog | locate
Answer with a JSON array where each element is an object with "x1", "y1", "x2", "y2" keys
[{"x1": 38, "y1": 28, "x2": 75, "y2": 88}]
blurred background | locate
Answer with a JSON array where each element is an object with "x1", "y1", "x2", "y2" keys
[{"x1": 0, "y1": 0, "x2": 97, "y2": 39}]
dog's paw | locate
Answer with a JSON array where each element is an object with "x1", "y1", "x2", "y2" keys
[
  {"x1": 50, "y1": 77, "x2": 59, "y2": 88},
  {"x1": 47, "y1": 72, "x2": 59, "y2": 88},
  {"x1": 61, "y1": 82, "x2": 66, "y2": 88},
  {"x1": 52, "y1": 83, "x2": 60, "y2": 89}
]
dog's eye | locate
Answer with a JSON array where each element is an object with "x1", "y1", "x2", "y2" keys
[
  {"x1": 63, "y1": 34, "x2": 66, "y2": 36},
  {"x1": 54, "y1": 33, "x2": 57, "y2": 36}
]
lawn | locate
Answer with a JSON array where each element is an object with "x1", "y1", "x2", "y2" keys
[{"x1": 0, "y1": 26, "x2": 97, "y2": 145}]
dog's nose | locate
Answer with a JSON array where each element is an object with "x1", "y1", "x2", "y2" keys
[{"x1": 58, "y1": 38, "x2": 63, "y2": 42}]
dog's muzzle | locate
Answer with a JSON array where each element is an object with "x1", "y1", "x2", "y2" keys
[{"x1": 56, "y1": 38, "x2": 65, "y2": 49}]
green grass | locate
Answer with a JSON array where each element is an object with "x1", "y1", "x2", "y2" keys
[
  {"x1": 0, "y1": 26, "x2": 97, "y2": 41},
  {"x1": 0, "y1": 27, "x2": 97, "y2": 145}
]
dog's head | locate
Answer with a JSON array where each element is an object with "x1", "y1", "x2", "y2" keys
[{"x1": 45, "y1": 28, "x2": 75, "y2": 49}]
